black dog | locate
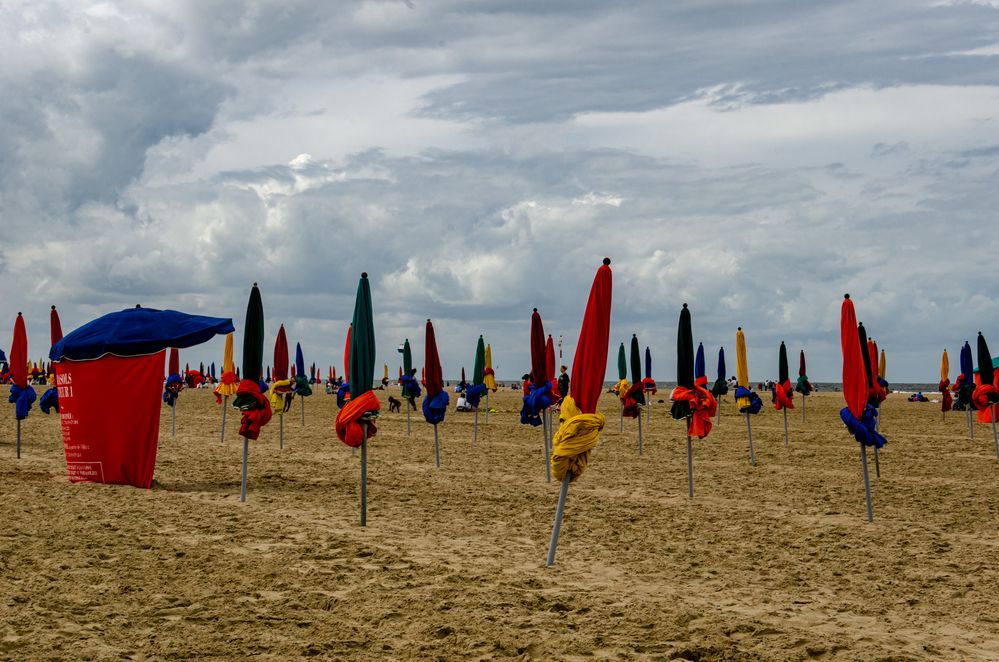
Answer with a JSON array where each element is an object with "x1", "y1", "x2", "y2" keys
[{"x1": 387, "y1": 396, "x2": 402, "y2": 413}]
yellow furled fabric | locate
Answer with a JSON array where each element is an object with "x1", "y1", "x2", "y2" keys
[
  {"x1": 614, "y1": 378, "x2": 629, "y2": 399},
  {"x1": 269, "y1": 379, "x2": 293, "y2": 414},
  {"x1": 941, "y1": 350, "x2": 949, "y2": 382},
  {"x1": 878, "y1": 350, "x2": 886, "y2": 380},
  {"x1": 484, "y1": 344, "x2": 497, "y2": 391},
  {"x1": 550, "y1": 396, "x2": 605, "y2": 482},
  {"x1": 736, "y1": 328, "x2": 750, "y2": 410}
]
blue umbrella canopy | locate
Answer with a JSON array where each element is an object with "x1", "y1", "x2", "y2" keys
[
  {"x1": 295, "y1": 342, "x2": 305, "y2": 376},
  {"x1": 50, "y1": 307, "x2": 234, "y2": 362},
  {"x1": 694, "y1": 342, "x2": 706, "y2": 382}
]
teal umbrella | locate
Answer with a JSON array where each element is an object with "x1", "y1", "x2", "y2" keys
[
  {"x1": 337, "y1": 273, "x2": 379, "y2": 526},
  {"x1": 234, "y1": 283, "x2": 270, "y2": 502}
]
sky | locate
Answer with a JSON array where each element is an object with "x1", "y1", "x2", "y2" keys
[{"x1": 3, "y1": 0, "x2": 999, "y2": 383}]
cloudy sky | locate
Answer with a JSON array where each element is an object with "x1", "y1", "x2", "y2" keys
[{"x1": 3, "y1": 0, "x2": 999, "y2": 383}]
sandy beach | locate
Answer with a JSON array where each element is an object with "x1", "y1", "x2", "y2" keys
[{"x1": 2, "y1": 388, "x2": 999, "y2": 660}]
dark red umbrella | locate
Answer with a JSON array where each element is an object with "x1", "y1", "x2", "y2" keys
[
  {"x1": 50, "y1": 306, "x2": 63, "y2": 346},
  {"x1": 423, "y1": 319, "x2": 447, "y2": 467},
  {"x1": 531, "y1": 309, "x2": 547, "y2": 386},
  {"x1": 547, "y1": 258, "x2": 612, "y2": 566},
  {"x1": 9, "y1": 313, "x2": 35, "y2": 458},
  {"x1": 523, "y1": 310, "x2": 555, "y2": 478},
  {"x1": 839, "y1": 295, "x2": 885, "y2": 522},
  {"x1": 39, "y1": 307, "x2": 63, "y2": 416},
  {"x1": 271, "y1": 324, "x2": 293, "y2": 447}
]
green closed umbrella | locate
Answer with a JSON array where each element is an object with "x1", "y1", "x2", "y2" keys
[
  {"x1": 347, "y1": 273, "x2": 378, "y2": 525},
  {"x1": 671, "y1": 304, "x2": 696, "y2": 497},
  {"x1": 235, "y1": 283, "x2": 268, "y2": 502}
]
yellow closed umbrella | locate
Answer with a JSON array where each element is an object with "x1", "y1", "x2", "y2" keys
[
  {"x1": 215, "y1": 332, "x2": 240, "y2": 443},
  {"x1": 878, "y1": 349, "x2": 886, "y2": 380},
  {"x1": 736, "y1": 328, "x2": 749, "y2": 407},
  {"x1": 383, "y1": 363, "x2": 389, "y2": 382},
  {"x1": 940, "y1": 349, "x2": 952, "y2": 418},
  {"x1": 735, "y1": 327, "x2": 758, "y2": 466},
  {"x1": 483, "y1": 343, "x2": 497, "y2": 422},
  {"x1": 941, "y1": 349, "x2": 949, "y2": 383}
]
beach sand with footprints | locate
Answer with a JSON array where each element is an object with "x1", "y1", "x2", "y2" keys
[{"x1": 2, "y1": 387, "x2": 999, "y2": 660}]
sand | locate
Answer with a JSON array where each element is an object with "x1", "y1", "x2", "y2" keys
[{"x1": 2, "y1": 387, "x2": 999, "y2": 660}]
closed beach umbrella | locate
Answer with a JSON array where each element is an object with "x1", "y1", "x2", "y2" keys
[
  {"x1": 468, "y1": 336, "x2": 488, "y2": 441},
  {"x1": 423, "y1": 319, "x2": 448, "y2": 467},
  {"x1": 9, "y1": 313, "x2": 35, "y2": 457},
  {"x1": 773, "y1": 341, "x2": 795, "y2": 446},
  {"x1": 939, "y1": 350, "x2": 952, "y2": 415},
  {"x1": 523, "y1": 309, "x2": 554, "y2": 479},
  {"x1": 547, "y1": 258, "x2": 612, "y2": 566},
  {"x1": 974, "y1": 332, "x2": 999, "y2": 456},
  {"x1": 335, "y1": 273, "x2": 381, "y2": 525},
  {"x1": 39, "y1": 308, "x2": 62, "y2": 416},
  {"x1": 734, "y1": 327, "x2": 761, "y2": 464},
  {"x1": 233, "y1": 283, "x2": 272, "y2": 502},
  {"x1": 839, "y1": 295, "x2": 885, "y2": 522},
  {"x1": 669, "y1": 305, "x2": 718, "y2": 496}
]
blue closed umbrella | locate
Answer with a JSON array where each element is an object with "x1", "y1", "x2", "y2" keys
[
  {"x1": 694, "y1": 342, "x2": 706, "y2": 386},
  {"x1": 711, "y1": 347, "x2": 728, "y2": 399},
  {"x1": 644, "y1": 347, "x2": 652, "y2": 380}
]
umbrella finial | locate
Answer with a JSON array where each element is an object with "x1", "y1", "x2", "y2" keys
[
  {"x1": 533, "y1": 308, "x2": 538, "y2": 312},
  {"x1": 253, "y1": 282, "x2": 258, "y2": 287},
  {"x1": 682, "y1": 303, "x2": 688, "y2": 309},
  {"x1": 17, "y1": 312, "x2": 21, "y2": 316},
  {"x1": 135, "y1": 304, "x2": 141, "y2": 308},
  {"x1": 426, "y1": 319, "x2": 431, "y2": 323},
  {"x1": 602, "y1": 257, "x2": 611, "y2": 265},
  {"x1": 51, "y1": 305, "x2": 56, "y2": 310},
  {"x1": 844, "y1": 293, "x2": 850, "y2": 299},
  {"x1": 737, "y1": 326, "x2": 742, "y2": 331},
  {"x1": 361, "y1": 272, "x2": 368, "y2": 279}
]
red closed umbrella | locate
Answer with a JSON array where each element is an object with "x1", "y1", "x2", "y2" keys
[
  {"x1": 424, "y1": 319, "x2": 447, "y2": 467},
  {"x1": 547, "y1": 258, "x2": 612, "y2": 566},
  {"x1": 10, "y1": 313, "x2": 35, "y2": 458}
]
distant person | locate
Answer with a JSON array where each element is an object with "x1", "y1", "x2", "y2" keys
[{"x1": 557, "y1": 365, "x2": 570, "y2": 398}]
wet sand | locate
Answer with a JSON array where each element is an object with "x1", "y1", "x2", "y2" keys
[{"x1": 2, "y1": 388, "x2": 999, "y2": 660}]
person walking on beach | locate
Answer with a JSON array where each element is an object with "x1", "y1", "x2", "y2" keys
[{"x1": 557, "y1": 365, "x2": 570, "y2": 398}]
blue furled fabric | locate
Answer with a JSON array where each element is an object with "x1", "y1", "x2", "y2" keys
[
  {"x1": 423, "y1": 390, "x2": 450, "y2": 424},
  {"x1": 465, "y1": 383, "x2": 487, "y2": 408},
  {"x1": 162, "y1": 374, "x2": 183, "y2": 407},
  {"x1": 734, "y1": 386, "x2": 763, "y2": 415},
  {"x1": 9, "y1": 384, "x2": 36, "y2": 420},
  {"x1": 337, "y1": 382, "x2": 351, "y2": 408},
  {"x1": 39, "y1": 387, "x2": 59, "y2": 414},
  {"x1": 400, "y1": 375, "x2": 422, "y2": 399},
  {"x1": 520, "y1": 381, "x2": 553, "y2": 426},
  {"x1": 840, "y1": 405, "x2": 887, "y2": 448}
]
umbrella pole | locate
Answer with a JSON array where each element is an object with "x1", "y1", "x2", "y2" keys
[
  {"x1": 240, "y1": 436, "x2": 249, "y2": 503},
  {"x1": 783, "y1": 408, "x2": 789, "y2": 448},
  {"x1": 619, "y1": 400, "x2": 623, "y2": 433},
  {"x1": 546, "y1": 473, "x2": 571, "y2": 567},
  {"x1": 543, "y1": 415, "x2": 552, "y2": 483},
  {"x1": 969, "y1": 408, "x2": 974, "y2": 440},
  {"x1": 434, "y1": 424, "x2": 440, "y2": 468},
  {"x1": 485, "y1": 392, "x2": 489, "y2": 423},
  {"x1": 874, "y1": 445, "x2": 881, "y2": 478},
  {"x1": 637, "y1": 409, "x2": 644, "y2": 456},
  {"x1": 746, "y1": 413, "x2": 756, "y2": 467},
  {"x1": 172, "y1": 403, "x2": 176, "y2": 437},
  {"x1": 473, "y1": 407, "x2": 479, "y2": 444},
  {"x1": 16, "y1": 419, "x2": 21, "y2": 459},
  {"x1": 301, "y1": 396, "x2": 305, "y2": 428},
  {"x1": 360, "y1": 424, "x2": 368, "y2": 527},
  {"x1": 406, "y1": 400, "x2": 411, "y2": 437},
  {"x1": 860, "y1": 444, "x2": 873, "y2": 522},
  {"x1": 279, "y1": 415, "x2": 284, "y2": 450},
  {"x1": 992, "y1": 411, "x2": 999, "y2": 458},
  {"x1": 220, "y1": 396, "x2": 228, "y2": 444},
  {"x1": 686, "y1": 419, "x2": 694, "y2": 498},
  {"x1": 716, "y1": 402, "x2": 720, "y2": 425},
  {"x1": 647, "y1": 395, "x2": 651, "y2": 425},
  {"x1": 802, "y1": 395, "x2": 806, "y2": 423}
]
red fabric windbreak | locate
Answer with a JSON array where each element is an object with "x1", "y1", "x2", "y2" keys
[
  {"x1": 10, "y1": 314, "x2": 27, "y2": 388},
  {"x1": 545, "y1": 335, "x2": 556, "y2": 384},
  {"x1": 425, "y1": 320, "x2": 443, "y2": 397},
  {"x1": 344, "y1": 325, "x2": 352, "y2": 383},
  {"x1": 841, "y1": 297, "x2": 866, "y2": 418},
  {"x1": 571, "y1": 262, "x2": 612, "y2": 414},
  {"x1": 799, "y1": 350, "x2": 806, "y2": 377},
  {"x1": 530, "y1": 310, "x2": 547, "y2": 386},
  {"x1": 168, "y1": 347, "x2": 179, "y2": 375},
  {"x1": 273, "y1": 325, "x2": 289, "y2": 380},
  {"x1": 50, "y1": 307, "x2": 63, "y2": 346},
  {"x1": 974, "y1": 372, "x2": 999, "y2": 423},
  {"x1": 56, "y1": 351, "x2": 165, "y2": 488}
]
